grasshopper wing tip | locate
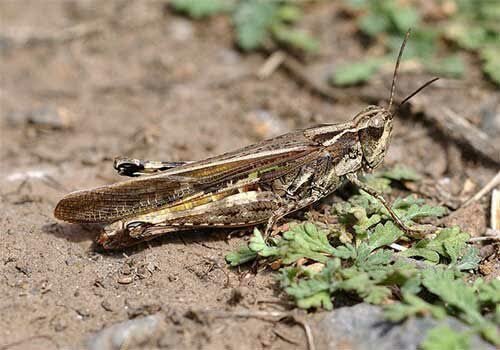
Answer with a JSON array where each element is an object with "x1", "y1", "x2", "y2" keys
[
  {"x1": 54, "y1": 195, "x2": 77, "y2": 222},
  {"x1": 53, "y1": 191, "x2": 100, "y2": 223}
]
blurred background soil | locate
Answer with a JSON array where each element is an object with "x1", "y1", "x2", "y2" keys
[{"x1": 0, "y1": 1, "x2": 498, "y2": 349}]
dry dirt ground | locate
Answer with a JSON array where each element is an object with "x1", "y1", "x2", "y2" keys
[{"x1": 1, "y1": 1, "x2": 498, "y2": 349}]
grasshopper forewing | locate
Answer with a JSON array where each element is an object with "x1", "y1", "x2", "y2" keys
[{"x1": 55, "y1": 30, "x2": 438, "y2": 249}]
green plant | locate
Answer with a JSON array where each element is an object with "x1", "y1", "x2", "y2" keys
[
  {"x1": 226, "y1": 165, "x2": 499, "y2": 347},
  {"x1": 332, "y1": 0, "x2": 500, "y2": 86},
  {"x1": 171, "y1": 0, "x2": 319, "y2": 53}
]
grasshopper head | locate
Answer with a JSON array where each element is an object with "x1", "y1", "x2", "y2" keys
[
  {"x1": 351, "y1": 28, "x2": 439, "y2": 171},
  {"x1": 354, "y1": 106, "x2": 393, "y2": 170},
  {"x1": 351, "y1": 29, "x2": 439, "y2": 171}
]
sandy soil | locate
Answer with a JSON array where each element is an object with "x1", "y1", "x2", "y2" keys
[{"x1": 1, "y1": 1, "x2": 498, "y2": 349}]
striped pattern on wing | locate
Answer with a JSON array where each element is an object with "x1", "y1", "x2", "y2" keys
[{"x1": 55, "y1": 132, "x2": 319, "y2": 223}]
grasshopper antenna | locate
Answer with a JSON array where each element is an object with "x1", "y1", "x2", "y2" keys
[
  {"x1": 388, "y1": 29, "x2": 411, "y2": 114},
  {"x1": 399, "y1": 77, "x2": 440, "y2": 106}
]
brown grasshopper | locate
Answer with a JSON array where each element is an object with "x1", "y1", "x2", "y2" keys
[{"x1": 54, "y1": 30, "x2": 438, "y2": 249}]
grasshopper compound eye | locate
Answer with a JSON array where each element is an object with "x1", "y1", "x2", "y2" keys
[{"x1": 370, "y1": 114, "x2": 386, "y2": 128}]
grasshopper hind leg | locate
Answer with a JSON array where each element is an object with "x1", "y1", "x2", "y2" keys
[
  {"x1": 98, "y1": 191, "x2": 283, "y2": 249},
  {"x1": 98, "y1": 221, "x2": 190, "y2": 249}
]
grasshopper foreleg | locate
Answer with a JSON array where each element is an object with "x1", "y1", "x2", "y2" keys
[{"x1": 346, "y1": 173, "x2": 432, "y2": 236}]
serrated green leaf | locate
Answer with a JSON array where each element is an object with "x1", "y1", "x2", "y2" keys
[
  {"x1": 248, "y1": 228, "x2": 280, "y2": 257},
  {"x1": 421, "y1": 325, "x2": 470, "y2": 350},
  {"x1": 442, "y1": 232, "x2": 470, "y2": 264},
  {"x1": 426, "y1": 55, "x2": 465, "y2": 78},
  {"x1": 280, "y1": 223, "x2": 335, "y2": 264},
  {"x1": 330, "y1": 58, "x2": 384, "y2": 86},
  {"x1": 384, "y1": 293, "x2": 446, "y2": 322},
  {"x1": 333, "y1": 191, "x2": 383, "y2": 230},
  {"x1": 171, "y1": 0, "x2": 232, "y2": 18},
  {"x1": 455, "y1": 246, "x2": 481, "y2": 271},
  {"x1": 388, "y1": 5, "x2": 420, "y2": 33},
  {"x1": 447, "y1": 24, "x2": 487, "y2": 50},
  {"x1": 276, "y1": 4, "x2": 302, "y2": 23},
  {"x1": 282, "y1": 259, "x2": 339, "y2": 310},
  {"x1": 272, "y1": 25, "x2": 319, "y2": 53},
  {"x1": 422, "y1": 269, "x2": 500, "y2": 344},
  {"x1": 285, "y1": 276, "x2": 330, "y2": 300},
  {"x1": 402, "y1": 247, "x2": 440, "y2": 263},
  {"x1": 352, "y1": 243, "x2": 372, "y2": 264},
  {"x1": 351, "y1": 206, "x2": 381, "y2": 236},
  {"x1": 225, "y1": 245, "x2": 258, "y2": 266},
  {"x1": 402, "y1": 227, "x2": 470, "y2": 264},
  {"x1": 350, "y1": 190, "x2": 384, "y2": 215},
  {"x1": 332, "y1": 243, "x2": 357, "y2": 260},
  {"x1": 233, "y1": 0, "x2": 279, "y2": 50},
  {"x1": 361, "y1": 174, "x2": 392, "y2": 193},
  {"x1": 475, "y1": 278, "x2": 500, "y2": 305},
  {"x1": 401, "y1": 275, "x2": 422, "y2": 295},
  {"x1": 495, "y1": 305, "x2": 500, "y2": 325},
  {"x1": 296, "y1": 290, "x2": 333, "y2": 310},
  {"x1": 387, "y1": 29, "x2": 438, "y2": 59},
  {"x1": 392, "y1": 195, "x2": 426, "y2": 209},
  {"x1": 335, "y1": 269, "x2": 391, "y2": 304},
  {"x1": 359, "y1": 13, "x2": 390, "y2": 36},
  {"x1": 278, "y1": 266, "x2": 301, "y2": 287},
  {"x1": 481, "y1": 46, "x2": 500, "y2": 86},
  {"x1": 381, "y1": 165, "x2": 421, "y2": 181},
  {"x1": 437, "y1": 227, "x2": 470, "y2": 261},
  {"x1": 368, "y1": 221, "x2": 404, "y2": 251},
  {"x1": 378, "y1": 259, "x2": 418, "y2": 285},
  {"x1": 364, "y1": 285, "x2": 392, "y2": 304},
  {"x1": 422, "y1": 268, "x2": 482, "y2": 325},
  {"x1": 362, "y1": 249, "x2": 393, "y2": 269},
  {"x1": 396, "y1": 201, "x2": 447, "y2": 224}
]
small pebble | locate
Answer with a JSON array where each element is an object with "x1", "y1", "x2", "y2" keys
[{"x1": 118, "y1": 276, "x2": 134, "y2": 284}]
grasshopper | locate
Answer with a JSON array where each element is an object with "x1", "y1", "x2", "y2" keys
[{"x1": 54, "y1": 30, "x2": 438, "y2": 249}]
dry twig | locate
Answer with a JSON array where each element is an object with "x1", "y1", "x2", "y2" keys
[
  {"x1": 428, "y1": 107, "x2": 500, "y2": 165},
  {"x1": 492, "y1": 189, "x2": 499, "y2": 230},
  {"x1": 462, "y1": 171, "x2": 500, "y2": 207},
  {"x1": 468, "y1": 236, "x2": 500, "y2": 242},
  {"x1": 1, "y1": 20, "x2": 105, "y2": 47},
  {"x1": 279, "y1": 53, "x2": 343, "y2": 100},
  {"x1": 258, "y1": 51, "x2": 286, "y2": 79}
]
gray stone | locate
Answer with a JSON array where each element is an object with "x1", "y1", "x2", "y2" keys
[
  {"x1": 87, "y1": 315, "x2": 162, "y2": 350},
  {"x1": 316, "y1": 303, "x2": 494, "y2": 350}
]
